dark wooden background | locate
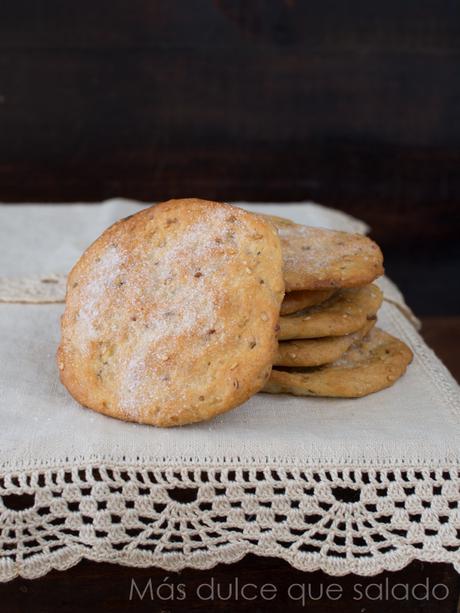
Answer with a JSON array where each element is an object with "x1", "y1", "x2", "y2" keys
[
  {"x1": 0, "y1": 0, "x2": 459, "y2": 313},
  {"x1": 1, "y1": 2, "x2": 460, "y2": 610}
]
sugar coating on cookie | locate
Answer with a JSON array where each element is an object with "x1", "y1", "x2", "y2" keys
[
  {"x1": 58, "y1": 198, "x2": 284, "y2": 426},
  {"x1": 262, "y1": 214, "x2": 384, "y2": 292}
]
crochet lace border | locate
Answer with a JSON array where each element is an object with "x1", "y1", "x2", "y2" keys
[{"x1": 1, "y1": 462, "x2": 460, "y2": 581}]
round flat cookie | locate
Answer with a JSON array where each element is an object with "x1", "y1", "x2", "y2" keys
[
  {"x1": 262, "y1": 214, "x2": 384, "y2": 292},
  {"x1": 280, "y1": 289, "x2": 335, "y2": 316},
  {"x1": 58, "y1": 198, "x2": 285, "y2": 427},
  {"x1": 264, "y1": 328, "x2": 413, "y2": 398},
  {"x1": 275, "y1": 318, "x2": 376, "y2": 367},
  {"x1": 279, "y1": 284, "x2": 383, "y2": 340}
]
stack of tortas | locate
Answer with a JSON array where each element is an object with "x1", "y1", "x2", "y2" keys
[
  {"x1": 58, "y1": 199, "x2": 413, "y2": 428},
  {"x1": 262, "y1": 214, "x2": 413, "y2": 398}
]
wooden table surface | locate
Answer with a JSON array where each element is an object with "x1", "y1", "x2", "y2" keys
[{"x1": 1, "y1": 316, "x2": 459, "y2": 613}]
